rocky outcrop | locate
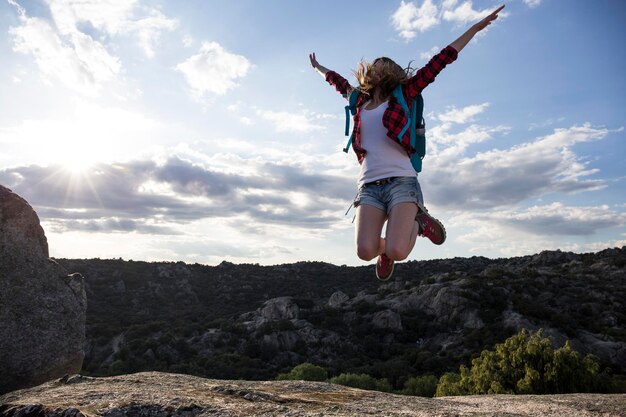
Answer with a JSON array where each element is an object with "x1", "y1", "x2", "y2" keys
[
  {"x1": 1, "y1": 372, "x2": 624, "y2": 417},
  {"x1": 0, "y1": 185, "x2": 87, "y2": 395},
  {"x1": 372, "y1": 309, "x2": 403, "y2": 331},
  {"x1": 328, "y1": 290, "x2": 349, "y2": 308},
  {"x1": 260, "y1": 297, "x2": 300, "y2": 321}
]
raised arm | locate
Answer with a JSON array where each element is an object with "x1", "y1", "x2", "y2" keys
[
  {"x1": 405, "y1": 4, "x2": 505, "y2": 98},
  {"x1": 309, "y1": 52, "x2": 354, "y2": 98},
  {"x1": 450, "y1": 5, "x2": 505, "y2": 53},
  {"x1": 309, "y1": 53, "x2": 330, "y2": 78}
]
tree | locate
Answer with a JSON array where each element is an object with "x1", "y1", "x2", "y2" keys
[
  {"x1": 276, "y1": 363, "x2": 328, "y2": 382},
  {"x1": 546, "y1": 340, "x2": 605, "y2": 393},
  {"x1": 435, "y1": 372, "x2": 464, "y2": 397},
  {"x1": 402, "y1": 375, "x2": 438, "y2": 397},
  {"x1": 443, "y1": 329, "x2": 606, "y2": 395}
]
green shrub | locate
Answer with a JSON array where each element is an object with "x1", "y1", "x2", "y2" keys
[
  {"x1": 329, "y1": 373, "x2": 391, "y2": 392},
  {"x1": 276, "y1": 362, "x2": 328, "y2": 382},
  {"x1": 402, "y1": 375, "x2": 438, "y2": 397},
  {"x1": 435, "y1": 372, "x2": 464, "y2": 397},
  {"x1": 454, "y1": 329, "x2": 607, "y2": 395}
]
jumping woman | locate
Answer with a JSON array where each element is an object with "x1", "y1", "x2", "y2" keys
[{"x1": 310, "y1": 5, "x2": 504, "y2": 280}]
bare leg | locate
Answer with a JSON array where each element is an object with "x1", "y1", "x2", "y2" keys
[
  {"x1": 355, "y1": 204, "x2": 387, "y2": 261},
  {"x1": 384, "y1": 202, "x2": 419, "y2": 261}
]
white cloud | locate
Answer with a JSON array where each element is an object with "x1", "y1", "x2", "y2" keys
[
  {"x1": 45, "y1": 0, "x2": 177, "y2": 57},
  {"x1": 183, "y1": 34, "x2": 194, "y2": 48},
  {"x1": 7, "y1": 0, "x2": 177, "y2": 95},
  {"x1": 391, "y1": 1, "x2": 503, "y2": 40},
  {"x1": 0, "y1": 151, "x2": 356, "y2": 247},
  {"x1": 523, "y1": 0, "x2": 542, "y2": 8},
  {"x1": 442, "y1": 1, "x2": 492, "y2": 24},
  {"x1": 9, "y1": 10, "x2": 120, "y2": 96},
  {"x1": 424, "y1": 123, "x2": 610, "y2": 209},
  {"x1": 445, "y1": 203, "x2": 626, "y2": 257},
  {"x1": 176, "y1": 42, "x2": 252, "y2": 97},
  {"x1": 532, "y1": 123, "x2": 609, "y2": 149},
  {"x1": 437, "y1": 102, "x2": 490, "y2": 124},
  {"x1": 488, "y1": 203, "x2": 626, "y2": 236},
  {"x1": 45, "y1": 0, "x2": 137, "y2": 35},
  {"x1": 391, "y1": 0, "x2": 439, "y2": 40},
  {"x1": 239, "y1": 117, "x2": 253, "y2": 126},
  {"x1": 427, "y1": 123, "x2": 509, "y2": 152},
  {"x1": 132, "y1": 10, "x2": 178, "y2": 57},
  {"x1": 419, "y1": 45, "x2": 440, "y2": 60},
  {"x1": 227, "y1": 103, "x2": 241, "y2": 112},
  {"x1": 257, "y1": 110, "x2": 326, "y2": 133},
  {"x1": 442, "y1": 0, "x2": 458, "y2": 8},
  {"x1": 529, "y1": 117, "x2": 567, "y2": 131},
  {"x1": 562, "y1": 240, "x2": 626, "y2": 253}
]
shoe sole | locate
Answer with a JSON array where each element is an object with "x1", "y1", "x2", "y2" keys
[
  {"x1": 376, "y1": 260, "x2": 394, "y2": 281},
  {"x1": 416, "y1": 209, "x2": 447, "y2": 245},
  {"x1": 429, "y1": 216, "x2": 446, "y2": 245}
]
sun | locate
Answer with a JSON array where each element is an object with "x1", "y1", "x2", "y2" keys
[
  {"x1": 48, "y1": 160, "x2": 103, "y2": 207},
  {"x1": 63, "y1": 158, "x2": 95, "y2": 175},
  {"x1": 46, "y1": 137, "x2": 100, "y2": 174}
]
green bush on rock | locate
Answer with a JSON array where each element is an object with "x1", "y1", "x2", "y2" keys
[
  {"x1": 276, "y1": 363, "x2": 328, "y2": 382},
  {"x1": 435, "y1": 329, "x2": 609, "y2": 396},
  {"x1": 401, "y1": 375, "x2": 438, "y2": 397}
]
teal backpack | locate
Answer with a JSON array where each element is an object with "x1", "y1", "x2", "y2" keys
[{"x1": 343, "y1": 84, "x2": 426, "y2": 172}]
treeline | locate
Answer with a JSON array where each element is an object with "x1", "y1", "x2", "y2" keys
[{"x1": 278, "y1": 329, "x2": 624, "y2": 397}]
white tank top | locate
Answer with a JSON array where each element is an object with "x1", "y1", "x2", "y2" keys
[{"x1": 358, "y1": 101, "x2": 416, "y2": 187}]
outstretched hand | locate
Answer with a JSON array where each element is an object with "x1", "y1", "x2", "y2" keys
[
  {"x1": 473, "y1": 5, "x2": 505, "y2": 33},
  {"x1": 309, "y1": 52, "x2": 329, "y2": 77},
  {"x1": 449, "y1": 4, "x2": 504, "y2": 53}
]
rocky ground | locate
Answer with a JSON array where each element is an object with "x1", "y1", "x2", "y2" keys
[{"x1": 1, "y1": 372, "x2": 625, "y2": 417}]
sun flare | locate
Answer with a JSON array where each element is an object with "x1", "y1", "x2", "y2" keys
[{"x1": 62, "y1": 158, "x2": 94, "y2": 175}]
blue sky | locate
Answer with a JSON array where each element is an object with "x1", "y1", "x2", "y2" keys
[{"x1": 0, "y1": 0, "x2": 624, "y2": 266}]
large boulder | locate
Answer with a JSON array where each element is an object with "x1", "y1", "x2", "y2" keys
[
  {"x1": 372, "y1": 309, "x2": 403, "y2": 332},
  {"x1": 0, "y1": 185, "x2": 87, "y2": 395},
  {"x1": 328, "y1": 290, "x2": 349, "y2": 308},
  {"x1": 260, "y1": 297, "x2": 299, "y2": 321}
]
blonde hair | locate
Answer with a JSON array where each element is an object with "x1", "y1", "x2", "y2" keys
[{"x1": 353, "y1": 57, "x2": 413, "y2": 99}]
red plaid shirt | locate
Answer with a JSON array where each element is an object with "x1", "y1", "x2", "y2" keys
[{"x1": 325, "y1": 45, "x2": 458, "y2": 164}]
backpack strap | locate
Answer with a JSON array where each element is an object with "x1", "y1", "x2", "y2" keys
[
  {"x1": 392, "y1": 85, "x2": 412, "y2": 140},
  {"x1": 413, "y1": 94, "x2": 425, "y2": 157},
  {"x1": 343, "y1": 89, "x2": 361, "y2": 153},
  {"x1": 410, "y1": 94, "x2": 426, "y2": 172},
  {"x1": 392, "y1": 85, "x2": 426, "y2": 172}
]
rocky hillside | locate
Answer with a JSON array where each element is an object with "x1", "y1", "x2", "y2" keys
[
  {"x1": 1, "y1": 372, "x2": 625, "y2": 417},
  {"x1": 55, "y1": 247, "x2": 626, "y2": 387}
]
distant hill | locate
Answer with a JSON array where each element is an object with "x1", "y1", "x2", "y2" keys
[{"x1": 56, "y1": 247, "x2": 626, "y2": 388}]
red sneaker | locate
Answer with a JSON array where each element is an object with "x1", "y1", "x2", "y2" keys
[
  {"x1": 416, "y1": 207, "x2": 446, "y2": 245},
  {"x1": 376, "y1": 253, "x2": 395, "y2": 281}
]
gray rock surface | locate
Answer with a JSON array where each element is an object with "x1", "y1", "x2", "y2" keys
[
  {"x1": 1, "y1": 372, "x2": 624, "y2": 417},
  {"x1": 0, "y1": 185, "x2": 87, "y2": 395},
  {"x1": 372, "y1": 309, "x2": 403, "y2": 331},
  {"x1": 260, "y1": 297, "x2": 300, "y2": 321},
  {"x1": 328, "y1": 290, "x2": 349, "y2": 308}
]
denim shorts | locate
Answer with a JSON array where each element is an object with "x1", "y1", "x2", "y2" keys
[{"x1": 354, "y1": 176, "x2": 424, "y2": 214}]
